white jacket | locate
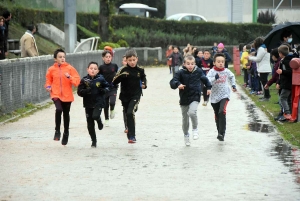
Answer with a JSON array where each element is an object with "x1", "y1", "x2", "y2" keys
[{"x1": 249, "y1": 47, "x2": 271, "y2": 73}]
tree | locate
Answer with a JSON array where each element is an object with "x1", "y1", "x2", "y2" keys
[{"x1": 98, "y1": 0, "x2": 112, "y2": 41}]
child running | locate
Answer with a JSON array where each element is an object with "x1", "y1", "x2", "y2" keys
[
  {"x1": 170, "y1": 55, "x2": 212, "y2": 146},
  {"x1": 98, "y1": 50, "x2": 119, "y2": 127},
  {"x1": 77, "y1": 62, "x2": 110, "y2": 148},
  {"x1": 112, "y1": 49, "x2": 147, "y2": 143},
  {"x1": 206, "y1": 53, "x2": 237, "y2": 141},
  {"x1": 199, "y1": 50, "x2": 214, "y2": 106},
  {"x1": 45, "y1": 48, "x2": 80, "y2": 145}
]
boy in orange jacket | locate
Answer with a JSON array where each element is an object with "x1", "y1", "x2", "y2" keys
[{"x1": 45, "y1": 49, "x2": 80, "y2": 145}]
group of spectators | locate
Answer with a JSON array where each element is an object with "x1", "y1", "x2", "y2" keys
[{"x1": 0, "y1": 10, "x2": 38, "y2": 60}]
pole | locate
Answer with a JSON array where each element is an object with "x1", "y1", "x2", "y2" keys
[
  {"x1": 252, "y1": 0, "x2": 257, "y2": 23},
  {"x1": 64, "y1": 0, "x2": 77, "y2": 53}
]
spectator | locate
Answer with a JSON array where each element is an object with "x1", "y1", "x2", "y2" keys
[
  {"x1": 2, "y1": 10, "x2": 11, "y2": 39},
  {"x1": 0, "y1": 16, "x2": 7, "y2": 60},
  {"x1": 20, "y1": 24, "x2": 39, "y2": 57}
]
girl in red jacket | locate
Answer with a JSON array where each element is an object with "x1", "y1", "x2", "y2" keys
[{"x1": 45, "y1": 49, "x2": 80, "y2": 145}]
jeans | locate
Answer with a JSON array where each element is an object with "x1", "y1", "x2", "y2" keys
[{"x1": 279, "y1": 89, "x2": 291, "y2": 114}]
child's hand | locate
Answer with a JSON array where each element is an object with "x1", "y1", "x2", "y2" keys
[
  {"x1": 65, "y1": 72, "x2": 70, "y2": 78},
  {"x1": 46, "y1": 86, "x2": 51, "y2": 92},
  {"x1": 141, "y1": 82, "x2": 146, "y2": 89},
  {"x1": 207, "y1": 90, "x2": 211, "y2": 95},
  {"x1": 232, "y1": 85, "x2": 237, "y2": 92},
  {"x1": 178, "y1": 84, "x2": 186, "y2": 90},
  {"x1": 276, "y1": 84, "x2": 280, "y2": 90},
  {"x1": 276, "y1": 69, "x2": 282, "y2": 74},
  {"x1": 264, "y1": 84, "x2": 269, "y2": 89}
]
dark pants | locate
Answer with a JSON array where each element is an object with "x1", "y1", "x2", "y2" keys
[
  {"x1": 201, "y1": 81, "x2": 210, "y2": 102},
  {"x1": 243, "y1": 68, "x2": 249, "y2": 85},
  {"x1": 259, "y1": 73, "x2": 270, "y2": 98},
  {"x1": 122, "y1": 98, "x2": 140, "y2": 139},
  {"x1": 104, "y1": 89, "x2": 117, "y2": 120},
  {"x1": 211, "y1": 98, "x2": 229, "y2": 136},
  {"x1": 85, "y1": 107, "x2": 102, "y2": 143},
  {"x1": 53, "y1": 98, "x2": 71, "y2": 133},
  {"x1": 0, "y1": 47, "x2": 5, "y2": 60}
]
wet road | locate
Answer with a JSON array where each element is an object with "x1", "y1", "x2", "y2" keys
[{"x1": 0, "y1": 67, "x2": 300, "y2": 201}]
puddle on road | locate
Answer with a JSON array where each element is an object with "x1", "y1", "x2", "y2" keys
[
  {"x1": 0, "y1": 137, "x2": 11, "y2": 140},
  {"x1": 241, "y1": 94, "x2": 300, "y2": 186}
]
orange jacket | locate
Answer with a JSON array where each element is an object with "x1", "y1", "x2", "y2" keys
[{"x1": 45, "y1": 62, "x2": 80, "y2": 102}]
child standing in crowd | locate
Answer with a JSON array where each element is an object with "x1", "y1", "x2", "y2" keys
[
  {"x1": 77, "y1": 62, "x2": 110, "y2": 148},
  {"x1": 112, "y1": 49, "x2": 147, "y2": 143},
  {"x1": 211, "y1": 42, "x2": 218, "y2": 57},
  {"x1": 199, "y1": 50, "x2": 214, "y2": 106},
  {"x1": 45, "y1": 49, "x2": 80, "y2": 145},
  {"x1": 240, "y1": 45, "x2": 251, "y2": 87},
  {"x1": 170, "y1": 55, "x2": 212, "y2": 146},
  {"x1": 216, "y1": 43, "x2": 232, "y2": 68},
  {"x1": 166, "y1": 45, "x2": 173, "y2": 74},
  {"x1": 276, "y1": 45, "x2": 293, "y2": 120},
  {"x1": 98, "y1": 50, "x2": 119, "y2": 127},
  {"x1": 168, "y1": 46, "x2": 183, "y2": 77},
  {"x1": 206, "y1": 53, "x2": 237, "y2": 141}
]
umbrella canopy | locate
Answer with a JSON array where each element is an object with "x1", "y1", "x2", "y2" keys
[{"x1": 263, "y1": 22, "x2": 300, "y2": 51}]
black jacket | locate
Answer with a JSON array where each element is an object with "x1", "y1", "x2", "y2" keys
[
  {"x1": 77, "y1": 74, "x2": 110, "y2": 108},
  {"x1": 98, "y1": 62, "x2": 119, "y2": 90},
  {"x1": 278, "y1": 54, "x2": 294, "y2": 90},
  {"x1": 170, "y1": 66, "x2": 212, "y2": 105},
  {"x1": 112, "y1": 65, "x2": 147, "y2": 102},
  {"x1": 0, "y1": 26, "x2": 7, "y2": 56},
  {"x1": 168, "y1": 52, "x2": 183, "y2": 67}
]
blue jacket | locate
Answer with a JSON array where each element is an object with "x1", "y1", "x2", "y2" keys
[
  {"x1": 170, "y1": 66, "x2": 212, "y2": 105},
  {"x1": 219, "y1": 49, "x2": 232, "y2": 68},
  {"x1": 77, "y1": 74, "x2": 110, "y2": 108}
]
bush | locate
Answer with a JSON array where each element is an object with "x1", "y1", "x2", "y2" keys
[
  {"x1": 257, "y1": 10, "x2": 276, "y2": 24},
  {"x1": 77, "y1": 24, "x2": 100, "y2": 41},
  {"x1": 116, "y1": 39, "x2": 129, "y2": 47}
]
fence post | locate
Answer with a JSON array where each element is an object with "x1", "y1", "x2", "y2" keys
[
  {"x1": 233, "y1": 46, "x2": 241, "y2": 75},
  {"x1": 158, "y1": 48, "x2": 162, "y2": 61},
  {"x1": 144, "y1": 48, "x2": 148, "y2": 61}
]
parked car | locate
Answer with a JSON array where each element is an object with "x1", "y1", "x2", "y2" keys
[
  {"x1": 166, "y1": 13, "x2": 207, "y2": 22},
  {"x1": 118, "y1": 3, "x2": 158, "y2": 18}
]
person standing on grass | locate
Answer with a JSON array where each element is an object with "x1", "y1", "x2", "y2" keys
[
  {"x1": 112, "y1": 49, "x2": 147, "y2": 143},
  {"x1": 45, "y1": 49, "x2": 80, "y2": 146},
  {"x1": 98, "y1": 50, "x2": 119, "y2": 127},
  {"x1": 206, "y1": 53, "x2": 237, "y2": 141},
  {"x1": 77, "y1": 62, "x2": 110, "y2": 148},
  {"x1": 170, "y1": 55, "x2": 212, "y2": 146}
]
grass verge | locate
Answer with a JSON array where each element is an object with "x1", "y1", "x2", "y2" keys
[{"x1": 230, "y1": 68, "x2": 300, "y2": 147}]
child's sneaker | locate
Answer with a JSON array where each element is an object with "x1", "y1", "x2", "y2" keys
[
  {"x1": 110, "y1": 110, "x2": 115, "y2": 119},
  {"x1": 91, "y1": 141, "x2": 97, "y2": 148},
  {"x1": 97, "y1": 119, "x2": 103, "y2": 130},
  {"x1": 202, "y1": 101, "x2": 207, "y2": 106},
  {"x1": 217, "y1": 133, "x2": 224, "y2": 141},
  {"x1": 105, "y1": 120, "x2": 109, "y2": 127},
  {"x1": 128, "y1": 137, "x2": 136, "y2": 143},
  {"x1": 192, "y1": 129, "x2": 199, "y2": 140},
  {"x1": 283, "y1": 113, "x2": 292, "y2": 120},
  {"x1": 61, "y1": 132, "x2": 69, "y2": 145},
  {"x1": 184, "y1": 134, "x2": 190, "y2": 146},
  {"x1": 53, "y1": 130, "x2": 61, "y2": 141}
]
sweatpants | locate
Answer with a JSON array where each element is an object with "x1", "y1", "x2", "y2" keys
[
  {"x1": 279, "y1": 89, "x2": 291, "y2": 114},
  {"x1": 122, "y1": 98, "x2": 140, "y2": 139},
  {"x1": 85, "y1": 106, "x2": 103, "y2": 143},
  {"x1": 201, "y1": 81, "x2": 210, "y2": 102},
  {"x1": 104, "y1": 89, "x2": 117, "y2": 120},
  {"x1": 53, "y1": 98, "x2": 71, "y2": 133},
  {"x1": 211, "y1": 98, "x2": 229, "y2": 136},
  {"x1": 172, "y1": 66, "x2": 180, "y2": 77},
  {"x1": 180, "y1": 101, "x2": 199, "y2": 135}
]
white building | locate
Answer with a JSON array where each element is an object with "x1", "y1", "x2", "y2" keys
[{"x1": 166, "y1": 0, "x2": 300, "y2": 23}]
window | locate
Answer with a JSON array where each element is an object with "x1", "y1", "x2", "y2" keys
[
  {"x1": 258, "y1": 0, "x2": 273, "y2": 8},
  {"x1": 181, "y1": 15, "x2": 192, "y2": 21},
  {"x1": 193, "y1": 16, "x2": 203, "y2": 21}
]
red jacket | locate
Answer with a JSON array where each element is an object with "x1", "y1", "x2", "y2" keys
[
  {"x1": 266, "y1": 59, "x2": 280, "y2": 87},
  {"x1": 45, "y1": 62, "x2": 80, "y2": 102}
]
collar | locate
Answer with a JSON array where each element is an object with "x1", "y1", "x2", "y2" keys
[{"x1": 213, "y1": 66, "x2": 225, "y2": 71}]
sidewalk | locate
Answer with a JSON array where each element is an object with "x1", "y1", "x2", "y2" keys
[{"x1": 0, "y1": 67, "x2": 299, "y2": 201}]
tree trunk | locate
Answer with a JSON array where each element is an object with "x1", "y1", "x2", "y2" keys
[{"x1": 98, "y1": 0, "x2": 110, "y2": 41}]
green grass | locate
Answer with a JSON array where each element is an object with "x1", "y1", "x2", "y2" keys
[
  {"x1": 230, "y1": 67, "x2": 300, "y2": 147},
  {"x1": 0, "y1": 102, "x2": 52, "y2": 124}
]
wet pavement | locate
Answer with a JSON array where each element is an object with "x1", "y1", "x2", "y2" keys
[{"x1": 0, "y1": 67, "x2": 300, "y2": 201}]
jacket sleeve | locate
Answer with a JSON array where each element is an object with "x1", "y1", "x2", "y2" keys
[
  {"x1": 266, "y1": 62, "x2": 279, "y2": 86},
  {"x1": 112, "y1": 67, "x2": 127, "y2": 85},
  {"x1": 141, "y1": 69, "x2": 147, "y2": 89},
  {"x1": 225, "y1": 52, "x2": 232, "y2": 63},
  {"x1": 77, "y1": 79, "x2": 90, "y2": 97},
  {"x1": 170, "y1": 71, "x2": 181, "y2": 89},
  {"x1": 45, "y1": 67, "x2": 53, "y2": 88},
  {"x1": 200, "y1": 72, "x2": 212, "y2": 90},
  {"x1": 240, "y1": 52, "x2": 245, "y2": 63},
  {"x1": 206, "y1": 69, "x2": 217, "y2": 84},
  {"x1": 69, "y1": 67, "x2": 80, "y2": 87},
  {"x1": 168, "y1": 53, "x2": 173, "y2": 59},
  {"x1": 249, "y1": 47, "x2": 266, "y2": 63},
  {"x1": 227, "y1": 69, "x2": 236, "y2": 87}
]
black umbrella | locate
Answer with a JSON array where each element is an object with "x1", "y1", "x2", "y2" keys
[{"x1": 263, "y1": 22, "x2": 300, "y2": 50}]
